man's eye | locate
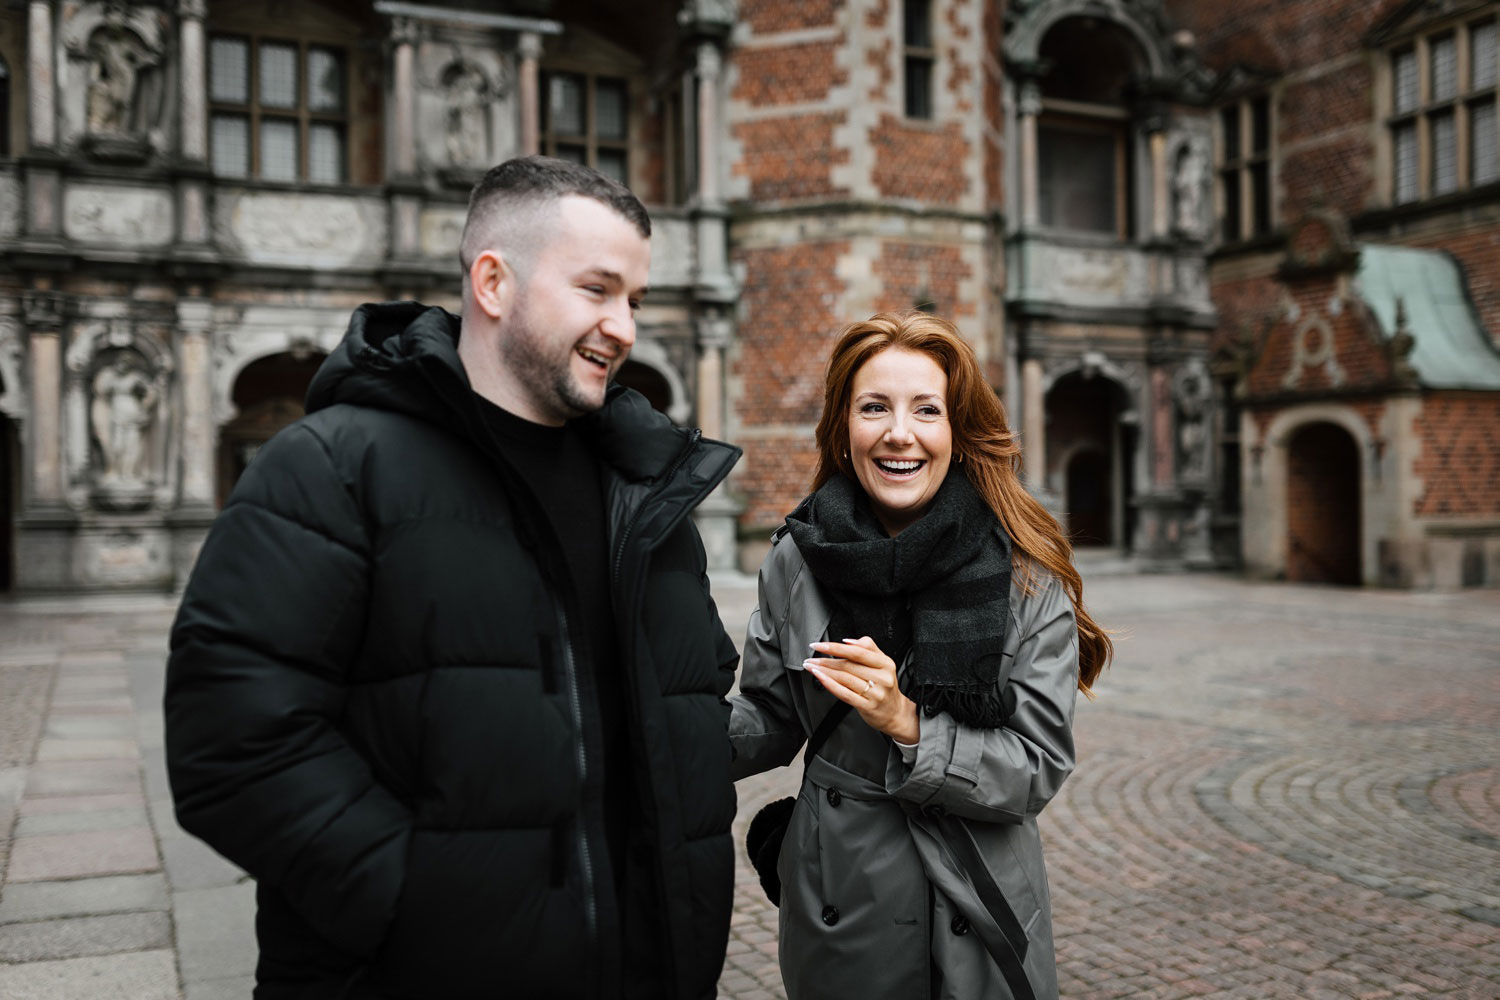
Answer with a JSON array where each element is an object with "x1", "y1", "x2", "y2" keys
[{"x1": 628, "y1": 299, "x2": 642, "y2": 312}]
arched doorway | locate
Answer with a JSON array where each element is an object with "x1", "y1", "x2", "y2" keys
[
  {"x1": 1285, "y1": 422, "x2": 1360, "y2": 584},
  {"x1": 0, "y1": 414, "x2": 14, "y2": 592},
  {"x1": 218, "y1": 351, "x2": 326, "y2": 505},
  {"x1": 1065, "y1": 448, "x2": 1110, "y2": 546},
  {"x1": 615, "y1": 359, "x2": 672, "y2": 417},
  {"x1": 1047, "y1": 372, "x2": 1134, "y2": 548}
]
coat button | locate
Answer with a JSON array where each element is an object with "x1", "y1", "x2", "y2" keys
[
  {"x1": 826, "y1": 787, "x2": 842, "y2": 807},
  {"x1": 821, "y1": 905, "x2": 840, "y2": 926},
  {"x1": 951, "y1": 915, "x2": 970, "y2": 936},
  {"x1": 922, "y1": 803, "x2": 947, "y2": 818}
]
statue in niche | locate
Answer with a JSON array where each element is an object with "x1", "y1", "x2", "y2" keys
[
  {"x1": 85, "y1": 17, "x2": 161, "y2": 138},
  {"x1": 1173, "y1": 138, "x2": 1209, "y2": 239},
  {"x1": 1173, "y1": 363, "x2": 1212, "y2": 482},
  {"x1": 443, "y1": 61, "x2": 491, "y2": 169},
  {"x1": 90, "y1": 352, "x2": 160, "y2": 488}
]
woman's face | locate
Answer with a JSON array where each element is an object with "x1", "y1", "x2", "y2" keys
[{"x1": 846, "y1": 347, "x2": 953, "y2": 536}]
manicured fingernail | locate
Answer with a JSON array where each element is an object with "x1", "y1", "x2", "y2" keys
[{"x1": 803, "y1": 661, "x2": 822, "y2": 673}]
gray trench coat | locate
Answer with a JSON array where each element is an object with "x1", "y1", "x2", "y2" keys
[{"x1": 729, "y1": 530, "x2": 1079, "y2": 1000}]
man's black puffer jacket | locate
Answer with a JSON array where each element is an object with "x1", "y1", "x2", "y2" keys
[{"x1": 165, "y1": 302, "x2": 742, "y2": 999}]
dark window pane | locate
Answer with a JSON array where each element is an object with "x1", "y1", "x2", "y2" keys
[
  {"x1": 595, "y1": 78, "x2": 628, "y2": 141},
  {"x1": 308, "y1": 47, "x2": 344, "y2": 113},
  {"x1": 308, "y1": 123, "x2": 343, "y2": 183},
  {"x1": 1249, "y1": 161, "x2": 1271, "y2": 235},
  {"x1": 1038, "y1": 125, "x2": 1119, "y2": 233},
  {"x1": 1474, "y1": 98, "x2": 1499, "y2": 184},
  {"x1": 260, "y1": 118, "x2": 299, "y2": 181},
  {"x1": 259, "y1": 42, "x2": 298, "y2": 110},
  {"x1": 554, "y1": 143, "x2": 587, "y2": 164},
  {"x1": 210, "y1": 37, "x2": 249, "y2": 104},
  {"x1": 904, "y1": 0, "x2": 932, "y2": 48},
  {"x1": 546, "y1": 73, "x2": 585, "y2": 135},
  {"x1": 1393, "y1": 121, "x2": 1419, "y2": 201},
  {"x1": 905, "y1": 56, "x2": 933, "y2": 119},
  {"x1": 1393, "y1": 48, "x2": 1419, "y2": 114},
  {"x1": 1432, "y1": 109, "x2": 1458, "y2": 193},
  {"x1": 597, "y1": 148, "x2": 627, "y2": 185},
  {"x1": 211, "y1": 113, "x2": 249, "y2": 176},
  {"x1": 1474, "y1": 20, "x2": 1498, "y2": 91},
  {"x1": 1220, "y1": 105, "x2": 1240, "y2": 162},
  {"x1": 1431, "y1": 33, "x2": 1458, "y2": 102},
  {"x1": 1220, "y1": 168, "x2": 1241, "y2": 240},
  {"x1": 1250, "y1": 96, "x2": 1271, "y2": 154}
]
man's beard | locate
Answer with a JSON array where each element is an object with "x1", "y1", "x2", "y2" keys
[{"x1": 499, "y1": 298, "x2": 611, "y2": 421}]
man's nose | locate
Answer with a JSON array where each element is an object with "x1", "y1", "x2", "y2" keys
[{"x1": 600, "y1": 300, "x2": 636, "y2": 348}]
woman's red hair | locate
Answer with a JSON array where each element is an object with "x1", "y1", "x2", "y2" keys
[{"x1": 811, "y1": 311, "x2": 1112, "y2": 695}]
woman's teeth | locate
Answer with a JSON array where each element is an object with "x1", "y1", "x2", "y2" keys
[{"x1": 876, "y1": 459, "x2": 923, "y2": 474}]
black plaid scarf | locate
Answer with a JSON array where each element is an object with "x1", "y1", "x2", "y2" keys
[{"x1": 785, "y1": 468, "x2": 1013, "y2": 729}]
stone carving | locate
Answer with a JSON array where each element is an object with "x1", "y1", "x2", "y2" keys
[
  {"x1": 223, "y1": 192, "x2": 381, "y2": 266},
  {"x1": 87, "y1": 20, "x2": 159, "y2": 136},
  {"x1": 1172, "y1": 358, "x2": 1213, "y2": 482},
  {"x1": 1172, "y1": 136, "x2": 1209, "y2": 239},
  {"x1": 0, "y1": 319, "x2": 23, "y2": 420},
  {"x1": 1283, "y1": 315, "x2": 1346, "y2": 390},
  {"x1": 63, "y1": 2, "x2": 168, "y2": 159},
  {"x1": 90, "y1": 349, "x2": 162, "y2": 489},
  {"x1": 442, "y1": 61, "x2": 495, "y2": 169},
  {"x1": 63, "y1": 184, "x2": 175, "y2": 246}
]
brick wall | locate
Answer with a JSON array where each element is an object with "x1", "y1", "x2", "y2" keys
[
  {"x1": 1414, "y1": 392, "x2": 1500, "y2": 517},
  {"x1": 871, "y1": 242, "x2": 975, "y2": 317},
  {"x1": 871, "y1": 115, "x2": 970, "y2": 202},
  {"x1": 1405, "y1": 224, "x2": 1500, "y2": 348}
]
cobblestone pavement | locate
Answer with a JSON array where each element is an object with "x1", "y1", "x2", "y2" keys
[{"x1": 1, "y1": 573, "x2": 1498, "y2": 999}]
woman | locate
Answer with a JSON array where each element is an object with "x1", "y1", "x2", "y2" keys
[{"x1": 729, "y1": 312, "x2": 1111, "y2": 1000}]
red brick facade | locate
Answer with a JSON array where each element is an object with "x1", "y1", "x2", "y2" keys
[{"x1": 1414, "y1": 393, "x2": 1500, "y2": 517}]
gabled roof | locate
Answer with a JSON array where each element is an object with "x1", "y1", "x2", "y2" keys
[{"x1": 1354, "y1": 244, "x2": 1500, "y2": 391}]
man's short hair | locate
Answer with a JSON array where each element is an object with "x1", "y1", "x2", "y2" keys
[{"x1": 459, "y1": 156, "x2": 651, "y2": 275}]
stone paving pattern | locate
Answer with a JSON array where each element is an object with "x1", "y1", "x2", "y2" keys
[{"x1": 1, "y1": 573, "x2": 1498, "y2": 998}]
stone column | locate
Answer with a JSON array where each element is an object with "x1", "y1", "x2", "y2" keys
[
  {"x1": 390, "y1": 17, "x2": 417, "y2": 178},
  {"x1": 1021, "y1": 355, "x2": 1046, "y2": 489},
  {"x1": 518, "y1": 32, "x2": 543, "y2": 156},
  {"x1": 1150, "y1": 129, "x2": 1170, "y2": 239},
  {"x1": 1017, "y1": 76, "x2": 1041, "y2": 229},
  {"x1": 28, "y1": 1, "x2": 54, "y2": 150},
  {"x1": 179, "y1": 0, "x2": 208, "y2": 162},
  {"x1": 176, "y1": 299, "x2": 216, "y2": 508},
  {"x1": 693, "y1": 42, "x2": 733, "y2": 299},
  {"x1": 22, "y1": 290, "x2": 65, "y2": 505}
]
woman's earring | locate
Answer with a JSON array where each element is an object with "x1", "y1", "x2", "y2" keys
[
  {"x1": 956, "y1": 452, "x2": 965, "y2": 464},
  {"x1": 842, "y1": 449, "x2": 849, "y2": 460}
]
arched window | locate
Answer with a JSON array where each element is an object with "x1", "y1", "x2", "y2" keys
[{"x1": 1036, "y1": 18, "x2": 1145, "y2": 238}]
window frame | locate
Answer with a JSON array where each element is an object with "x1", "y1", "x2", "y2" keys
[
  {"x1": 903, "y1": 0, "x2": 936, "y2": 121},
  {"x1": 1383, "y1": 12, "x2": 1500, "y2": 205},
  {"x1": 538, "y1": 68, "x2": 632, "y2": 187},
  {"x1": 1216, "y1": 92, "x2": 1275, "y2": 243},
  {"x1": 1036, "y1": 105, "x2": 1130, "y2": 239},
  {"x1": 207, "y1": 32, "x2": 350, "y2": 185}
]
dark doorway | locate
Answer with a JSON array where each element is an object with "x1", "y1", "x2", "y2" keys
[
  {"x1": 0, "y1": 414, "x2": 14, "y2": 592},
  {"x1": 1286, "y1": 422, "x2": 1361, "y2": 585},
  {"x1": 1065, "y1": 449, "x2": 1111, "y2": 545},
  {"x1": 615, "y1": 360, "x2": 672, "y2": 416},
  {"x1": 1047, "y1": 372, "x2": 1133, "y2": 550},
  {"x1": 217, "y1": 352, "x2": 326, "y2": 506}
]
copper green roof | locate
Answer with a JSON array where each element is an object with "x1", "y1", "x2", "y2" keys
[{"x1": 1355, "y1": 244, "x2": 1500, "y2": 391}]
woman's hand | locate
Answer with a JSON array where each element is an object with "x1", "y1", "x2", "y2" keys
[{"x1": 804, "y1": 636, "x2": 920, "y2": 745}]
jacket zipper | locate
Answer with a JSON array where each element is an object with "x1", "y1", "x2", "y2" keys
[{"x1": 553, "y1": 599, "x2": 599, "y2": 950}]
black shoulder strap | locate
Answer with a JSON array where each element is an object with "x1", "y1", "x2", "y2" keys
[{"x1": 802, "y1": 701, "x2": 853, "y2": 767}]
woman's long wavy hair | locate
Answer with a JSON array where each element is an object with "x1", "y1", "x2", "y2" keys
[{"x1": 811, "y1": 311, "x2": 1113, "y2": 695}]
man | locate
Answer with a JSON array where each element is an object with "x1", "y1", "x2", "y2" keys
[{"x1": 165, "y1": 157, "x2": 742, "y2": 999}]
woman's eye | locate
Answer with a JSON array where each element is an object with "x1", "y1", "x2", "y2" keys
[{"x1": 859, "y1": 403, "x2": 887, "y2": 414}]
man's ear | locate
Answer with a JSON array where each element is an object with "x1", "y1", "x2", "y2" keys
[{"x1": 468, "y1": 249, "x2": 513, "y2": 321}]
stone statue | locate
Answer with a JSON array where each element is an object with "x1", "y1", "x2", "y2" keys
[
  {"x1": 443, "y1": 62, "x2": 490, "y2": 169},
  {"x1": 1173, "y1": 363, "x2": 1212, "y2": 482},
  {"x1": 1173, "y1": 138, "x2": 1208, "y2": 238},
  {"x1": 90, "y1": 354, "x2": 159, "y2": 487},
  {"x1": 86, "y1": 22, "x2": 159, "y2": 136}
]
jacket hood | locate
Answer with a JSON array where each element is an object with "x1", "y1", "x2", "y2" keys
[{"x1": 305, "y1": 301, "x2": 739, "y2": 488}]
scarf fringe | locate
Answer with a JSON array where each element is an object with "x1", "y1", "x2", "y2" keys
[{"x1": 907, "y1": 682, "x2": 1012, "y2": 730}]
